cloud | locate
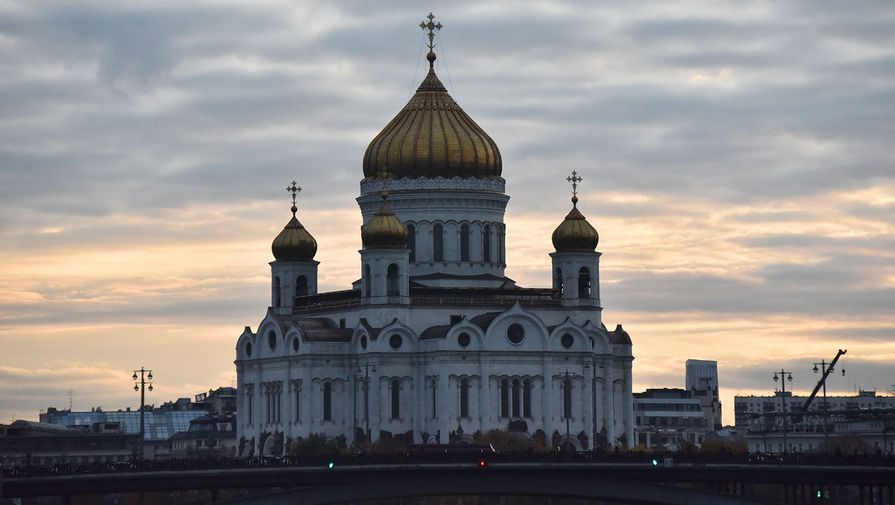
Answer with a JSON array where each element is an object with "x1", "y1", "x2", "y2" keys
[{"x1": 1, "y1": 0, "x2": 894, "y2": 424}]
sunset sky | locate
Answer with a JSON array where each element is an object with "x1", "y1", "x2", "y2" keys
[{"x1": 1, "y1": 1, "x2": 893, "y2": 425}]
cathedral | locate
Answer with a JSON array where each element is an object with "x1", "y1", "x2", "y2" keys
[{"x1": 235, "y1": 16, "x2": 634, "y2": 457}]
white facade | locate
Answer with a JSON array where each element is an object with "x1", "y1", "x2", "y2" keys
[{"x1": 234, "y1": 43, "x2": 634, "y2": 457}]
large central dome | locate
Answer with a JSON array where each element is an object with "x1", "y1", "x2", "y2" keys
[{"x1": 363, "y1": 56, "x2": 502, "y2": 181}]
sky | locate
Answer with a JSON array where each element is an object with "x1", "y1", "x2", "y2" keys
[{"x1": 1, "y1": 0, "x2": 893, "y2": 426}]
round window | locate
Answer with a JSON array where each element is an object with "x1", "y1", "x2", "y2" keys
[
  {"x1": 361, "y1": 335, "x2": 368, "y2": 350},
  {"x1": 458, "y1": 332, "x2": 471, "y2": 347},
  {"x1": 561, "y1": 333, "x2": 574, "y2": 348},
  {"x1": 389, "y1": 334, "x2": 403, "y2": 349},
  {"x1": 245, "y1": 342, "x2": 252, "y2": 357},
  {"x1": 268, "y1": 331, "x2": 276, "y2": 350},
  {"x1": 507, "y1": 323, "x2": 524, "y2": 344},
  {"x1": 292, "y1": 337, "x2": 299, "y2": 352}
]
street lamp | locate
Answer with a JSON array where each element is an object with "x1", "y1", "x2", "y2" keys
[
  {"x1": 773, "y1": 370, "x2": 792, "y2": 455},
  {"x1": 132, "y1": 367, "x2": 153, "y2": 457},
  {"x1": 356, "y1": 364, "x2": 375, "y2": 453}
]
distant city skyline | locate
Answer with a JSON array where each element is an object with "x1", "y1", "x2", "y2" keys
[{"x1": 1, "y1": 1, "x2": 893, "y2": 424}]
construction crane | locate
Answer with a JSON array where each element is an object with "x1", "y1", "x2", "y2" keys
[{"x1": 801, "y1": 349, "x2": 847, "y2": 412}]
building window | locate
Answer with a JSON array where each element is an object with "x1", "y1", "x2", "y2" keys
[
  {"x1": 268, "y1": 331, "x2": 276, "y2": 350},
  {"x1": 563, "y1": 377, "x2": 572, "y2": 419},
  {"x1": 507, "y1": 323, "x2": 524, "y2": 344},
  {"x1": 296, "y1": 275, "x2": 308, "y2": 296},
  {"x1": 523, "y1": 379, "x2": 532, "y2": 417},
  {"x1": 323, "y1": 382, "x2": 332, "y2": 421},
  {"x1": 273, "y1": 276, "x2": 281, "y2": 306},
  {"x1": 293, "y1": 382, "x2": 301, "y2": 423},
  {"x1": 578, "y1": 267, "x2": 591, "y2": 299},
  {"x1": 389, "y1": 334, "x2": 403, "y2": 349},
  {"x1": 292, "y1": 337, "x2": 299, "y2": 352},
  {"x1": 500, "y1": 379, "x2": 509, "y2": 418},
  {"x1": 555, "y1": 268, "x2": 563, "y2": 297},
  {"x1": 482, "y1": 224, "x2": 491, "y2": 263},
  {"x1": 387, "y1": 264, "x2": 400, "y2": 296},
  {"x1": 245, "y1": 341, "x2": 252, "y2": 357},
  {"x1": 498, "y1": 226, "x2": 505, "y2": 264},
  {"x1": 391, "y1": 379, "x2": 401, "y2": 420},
  {"x1": 561, "y1": 333, "x2": 574, "y2": 348},
  {"x1": 512, "y1": 379, "x2": 521, "y2": 418},
  {"x1": 433, "y1": 224, "x2": 444, "y2": 262},
  {"x1": 363, "y1": 264, "x2": 371, "y2": 298},
  {"x1": 460, "y1": 223, "x2": 470, "y2": 262},
  {"x1": 406, "y1": 223, "x2": 416, "y2": 262},
  {"x1": 246, "y1": 385, "x2": 254, "y2": 425},
  {"x1": 432, "y1": 381, "x2": 437, "y2": 418},
  {"x1": 460, "y1": 378, "x2": 469, "y2": 418},
  {"x1": 458, "y1": 332, "x2": 470, "y2": 347}
]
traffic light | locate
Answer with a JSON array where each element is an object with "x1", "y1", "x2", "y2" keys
[
  {"x1": 651, "y1": 459, "x2": 658, "y2": 466},
  {"x1": 328, "y1": 462, "x2": 335, "y2": 469},
  {"x1": 479, "y1": 459, "x2": 487, "y2": 468}
]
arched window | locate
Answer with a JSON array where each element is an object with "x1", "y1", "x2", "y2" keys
[
  {"x1": 498, "y1": 226, "x2": 505, "y2": 264},
  {"x1": 296, "y1": 275, "x2": 308, "y2": 296},
  {"x1": 390, "y1": 379, "x2": 401, "y2": 420},
  {"x1": 563, "y1": 377, "x2": 572, "y2": 419},
  {"x1": 523, "y1": 379, "x2": 532, "y2": 417},
  {"x1": 459, "y1": 378, "x2": 469, "y2": 418},
  {"x1": 433, "y1": 223, "x2": 444, "y2": 262},
  {"x1": 555, "y1": 268, "x2": 563, "y2": 298},
  {"x1": 300, "y1": 383, "x2": 301, "y2": 423},
  {"x1": 363, "y1": 264, "x2": 371, "y2": 298},
  {"x1": 406, "y1": 223, "x2": 416, "y2": 262},
  {"x1": 500, "y1": 379, "x2": 509, "y2": 418},
  {"x1": 512, "y1": 379, "x2": 521, "y2": 418},
  {"x1": 482, "y1": 225, "x2": 491, "y2": 263},
  {"x1": 273, "y1": 276, "x2": 281, "y2": 307},
  {"x1": 578, "y1": 267, "x2": 591, "y2": 299},
  {"x1": 460, "y1": 223, "x2": 470, "y2": 262},
  {"x1": 323, "y1": 382, "x2": 332, "y2": 421},
  {"x1": 387, "y1": 264, "x2": 399, "y2": 296}
]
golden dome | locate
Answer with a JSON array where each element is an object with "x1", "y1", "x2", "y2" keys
[
  {"x1": 361, "y1": 193, "x2": 408, "y2": 249},
  {"x1": 272, "y1": 203, "x2": 317, "y2": 261},
  {"x1": 552, "y1": 196, "x2": 599, "y2": 252},
  {"x1": 362, "y1": 52, "x2": 501, "y2": 181}
]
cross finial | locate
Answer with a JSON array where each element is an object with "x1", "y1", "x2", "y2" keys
[
  {"x1": 379, "y1": 167, "x2": 392, "y2": 200},
  {"x1": 286, "y1": 180, "x2": 301, "y2": 216},
  {"x1": 566, "y1": 171, "x2": 582, "y2": 205},
  {"x1": 420, "y1": 13, "x2": 442, "y2": 68}
]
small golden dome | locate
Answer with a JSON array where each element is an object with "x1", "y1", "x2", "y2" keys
[
  {"x1": 272, "y1": 203, "x2": 317, "y2": 261},
  {"x1": 361, "y1": 194, "x2": 408, "y2": 249},
  {"x1": 552, "y1": 196, "x2": 599, "y2": 252},
  {"x1": 362, "y1": 51, "x2": 501, "y2": 181}
]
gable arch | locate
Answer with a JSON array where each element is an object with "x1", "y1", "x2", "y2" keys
[
  {"x1": 373, "y1": 320, "x2": 418, "y2": 352},
  {"x1": 485, "y1": 303, "x2": 550, "y2": 351},
  {"x1": 445, "y1": 321, "x2": 485, "y2": 350},
  {"x1": 255, "y1": 319, "x2": 285, "y2": 358},
  {"x1": 548, "y1": 319, "x2": 589, "y2": 352},
  {"x1": 581, "y1": 321, "x2": 612, "y2": 354},
  {"x1": 236, "y1": 333, "x2": 256, "y2": 360}
]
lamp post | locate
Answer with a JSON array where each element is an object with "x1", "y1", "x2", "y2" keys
[
  {"x1": 773, "y1": 370, "x2": 792, "y2": 454},
  {"x1": 564, "y1": 369, "x2": 572, "y2": 453},
  {"x1": 356, "y1": 364, "x2": 375, "y2": 453},
  {"x1": 814, "y1": 360, "x2": 845, "y2": 451},
  {"x1": 132, "y1": 367, "x2": 153, "y2": 457}
]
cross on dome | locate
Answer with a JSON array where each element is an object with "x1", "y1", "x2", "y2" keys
[
  {"x1": 286, "y1": 180, "x2": 302, "y2": 215},
  {"x1": 420, "y1": 13, "x2": 442, "y2": 51},
  {"x1": 420, "y1": 13, "x2": 442, "y2": 68},
  {"x1": 566, "y1": 171, "x2": 582, "y2": 205}
]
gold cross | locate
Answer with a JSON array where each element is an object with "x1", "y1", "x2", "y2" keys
[
  {"x1": 420, "y1": 13, "x2": 442, "y2": 52},
  {"x1": 286, "y1": 181, "x2": 302, "y2": 205},
  {"x1": 566, "y1": 171, "x2": 582, "y2": 197},
  {"x1": 379, "y1": 167, "x2": 392, "y2": 196}
]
